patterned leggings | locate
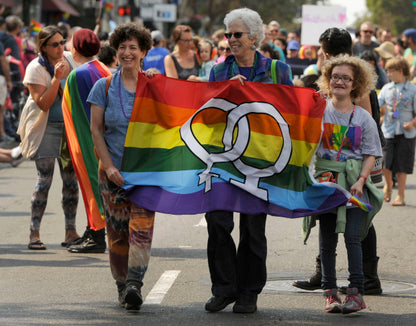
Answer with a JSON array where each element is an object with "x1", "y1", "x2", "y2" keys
[
  {"x1": 30, "y1": 157, "x2": 79, "y2": 232},
  {"x1": 98, "y1": 168, "x2": 155, "y2": 285}
]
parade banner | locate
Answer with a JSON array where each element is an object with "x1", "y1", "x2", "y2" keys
[
  {"x1": 62, "y1": 60, "x2": 110, "y2": 230},
  {"x1": 121, "y1": 74, "x2": 351, "y2": 218},
  {"x1": 301, "y1": 5, "x2": 347, "y2": 46}
]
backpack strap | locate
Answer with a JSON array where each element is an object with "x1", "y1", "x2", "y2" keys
[
  {"x1": 271, "y1": 59, "x2": 278, "y2": 84},
  {"x1": 105, "y1": 74, "x2": 113, "y2": 97}
]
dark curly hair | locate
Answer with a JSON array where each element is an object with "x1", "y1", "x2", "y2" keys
[
  {"x1": 109, "y1": 22, "x2": 151, "y2": 54},
  {"x1": 319, "y1": 27, "x2": 352, "y2": 57}
]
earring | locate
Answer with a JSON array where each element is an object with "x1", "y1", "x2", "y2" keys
[{"x1": 250, "y1": 44, "x2": 256, "y2": 50}]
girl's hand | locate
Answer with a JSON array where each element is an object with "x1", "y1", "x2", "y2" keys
[
  {"x1": 350, "y1": 179, "x2": 364, "y2": 197},
  {"x1": 187, "y1": 75, "x2": 201, "y2": 81},
  {"x1": 230, "y1": 74, "x2": 247, "y2": 85},
  {"x1": 317, "y1": 89, "x2": 328, "y2": 99},
  {"x1": 143, "y1": 68, "x2": 160, "y2": 78},
  {"x1": 106, "y1": 166, "x2": 124, "y2": 187}
]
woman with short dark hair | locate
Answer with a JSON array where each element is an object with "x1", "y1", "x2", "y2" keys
[{"x1": 88, "y1": 22, "x2": 156, "y2": 312}]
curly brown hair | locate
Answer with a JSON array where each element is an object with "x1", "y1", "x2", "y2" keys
[
  {"x1": 317, "y1": 54, "x2": 377, "y2": 100},
  {"x1": 109, "y1": 22, "x2": 151, "y2": 54}
]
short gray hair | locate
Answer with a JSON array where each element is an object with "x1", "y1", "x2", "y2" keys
[{"x1": 224, "y1": 8, "x2": 264, "y2": 47}]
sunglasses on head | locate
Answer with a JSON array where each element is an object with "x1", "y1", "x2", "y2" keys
[
  {"x1": 46, "y1": 39, "x2": 66, "y2": 48},
  {"x1": 219, "y1": 46, "x2": 231, "y2": 52},
  {"x1": 224, "y1": 32, "x2": 249, "y2": 39}
]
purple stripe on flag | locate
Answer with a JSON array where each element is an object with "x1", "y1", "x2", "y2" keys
[{"x1": 126, "y1": 183, "x2": 348, "y2": 218}]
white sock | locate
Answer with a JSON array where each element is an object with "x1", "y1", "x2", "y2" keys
[{"x1": 11, "y1": 146, "x2": 22, "y2": 159}]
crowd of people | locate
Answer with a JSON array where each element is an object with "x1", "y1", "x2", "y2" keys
[{"x1": 1, "y1": 5, "x2": 416, "y2": 316}]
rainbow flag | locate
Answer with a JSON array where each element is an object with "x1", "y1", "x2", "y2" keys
[
  {"x1": 30, "y1": 19, "x2": 42, "y2": 36},
  {"x1": 62, "y1": 60, "x2": 111, "y2": 230},
  {"x1": 121, "y1": 75, "x2": 351, "y2": 218}
]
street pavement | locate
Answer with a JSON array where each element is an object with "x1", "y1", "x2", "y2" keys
[{"x1": 1, "y1": 146, "x2": 416, "y2": 326}]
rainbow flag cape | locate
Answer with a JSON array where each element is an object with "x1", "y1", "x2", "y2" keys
[
  {"x1": 62, "y1": 60, "x2": 111, "y2": 230},
  {"x1": 121, "y1": 74, "x2": 351, "y2": 218}
]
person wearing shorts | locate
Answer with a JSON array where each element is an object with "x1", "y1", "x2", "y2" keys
[{"x1": 379, "y1": 57, "x2": 416, "y2": 206}]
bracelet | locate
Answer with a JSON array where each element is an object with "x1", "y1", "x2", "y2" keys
[{"x1": 358, "y1": 175, "x2": 367, "y2": 182}]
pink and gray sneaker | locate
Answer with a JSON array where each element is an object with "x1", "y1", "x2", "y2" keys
[
  {"x1": 324, "y1": 288, "x2": 342, "y2": 313},
  {"x1": 341, "y1": 287, "x2": 366, "y2": 314}
]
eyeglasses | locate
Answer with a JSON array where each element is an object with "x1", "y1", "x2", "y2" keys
[
  {"x1": 224, "y1": 32, "x2": 249, "y2": 39},
  {"x1": 46, "y1": 39, "x2": 66, "y2": 48},
  {"x1": 362, "y1": 30, "x2": 374, "y2": 34},
  {"x1": 330, "y1": 74, "x2": 354, "y2": 83},
  {"x1": 218, "y1": 46, "x2": 231, "y2": 52}
]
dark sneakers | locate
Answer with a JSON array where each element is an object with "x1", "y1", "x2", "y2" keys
[
  {"x1": 117, "y1": 281, "x2": 126, "y2": 307},
  {"x1": 205, "y1": 296, "x2": 236, "y2": 312},
  {"x1": 124, "y1": 284, "x2": 143, "y2": 311},
  {"x1": 232, "y1": 294, "x2": 257, "y2": 314},
  {"x1": 67, "y1": 237, "x2": 106, "y2": 253},
  {"x1": 205, "y1": 294, "x2": 257, "y2": 313},
  {"x1": 67, "y1": 228, "x2": 106, "y2": 253}
]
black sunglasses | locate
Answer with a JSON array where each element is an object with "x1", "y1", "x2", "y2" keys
[
  {"x1": 362, "y1": 30, "x2": 374, "y2": 34},
  {"x1": 219, "y1": 46, "x2": 231, "y2": 52},
  {"x1": 224, "y1": 32, "x2": 249, "y2": 39},
  {"x1": 46, "y1": 39, "x2": 66, "y2": 48}
]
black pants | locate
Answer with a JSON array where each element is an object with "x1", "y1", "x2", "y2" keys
[
  {"x1": 361, "y1": 224, "x2": 378, "y2": 262},
  {"x1": 205, "y1": 211, "x2": 267, "y2": 297}
]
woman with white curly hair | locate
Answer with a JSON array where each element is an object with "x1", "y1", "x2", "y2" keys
[{"x1": 204, "y1": 7, "x2": 293, "y2": 315}]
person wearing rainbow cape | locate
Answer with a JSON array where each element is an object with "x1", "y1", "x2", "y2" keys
[
  {"x1": 62, "y1": 28, "x2": 111, "y2": 253},
  {"x1": 307, "y1": 55, "x2": 383, "y2": 314}
]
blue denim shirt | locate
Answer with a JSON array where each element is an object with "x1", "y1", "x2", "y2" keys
[
  {"x1": 209, "y1": 51, "x2": 293, "y2": 85},
  {"x1": 378, "y1": 80, "x2": 416, "y2": 139}
]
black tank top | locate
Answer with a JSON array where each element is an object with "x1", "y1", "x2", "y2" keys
[{"x1": 170, "y1": 53, "x2": 200, "y2": 80}]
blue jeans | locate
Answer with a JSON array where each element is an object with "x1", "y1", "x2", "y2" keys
[{"x1": 319, "y1": 208, "x2": 364, "y2": 294}]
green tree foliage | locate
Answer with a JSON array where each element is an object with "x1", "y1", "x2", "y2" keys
[
  {"x1": 366, "y1": 0, "x2": 416, "y2": 35},
  {"x1": 180, "y1": 0, "x2": 322, "y2": 35}
]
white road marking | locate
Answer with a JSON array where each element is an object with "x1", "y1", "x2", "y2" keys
[
  {"x1": 144, "y1": 270, "x2": 181, "y2": 305},
  {"x1": 194, "y1": 217, "x2": 207, "y2": 227}
]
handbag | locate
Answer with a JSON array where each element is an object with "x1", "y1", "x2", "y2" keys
[{"x1": 17, "y1": 96, "x2": 49, "y2": 158}]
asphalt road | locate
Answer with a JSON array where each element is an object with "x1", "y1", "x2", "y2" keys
[{"x1": 1, "y1": 151, "x2": 415, "y2": 326}]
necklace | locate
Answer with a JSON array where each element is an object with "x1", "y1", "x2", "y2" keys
[
  {"x1": 391, "y1": 82, "x2": 403, "y2": 119},
  {"x1": 228, "y1": 52, "x2": 258, "y2": 81},
  {"x1": 335, "y1": 104, "x2": 356, "y2": 161},
  {"x1": 118, "y1": 70, "x2": 135, "y2": 119}
]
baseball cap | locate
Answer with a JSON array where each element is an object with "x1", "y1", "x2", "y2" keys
[
  {"x1": 151, "y1": 30, "x2": 164, "y2": 43},
  {"x1": 287, "y1": 40, "x2": 300, "y2": 51},
  {"x1": 404, "y1": 28, "x2": 416, "y2": 43}
]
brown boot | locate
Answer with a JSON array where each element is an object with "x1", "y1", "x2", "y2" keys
[{"x1": 293, "y1": 255, "x2": 321, "y2": 290}]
